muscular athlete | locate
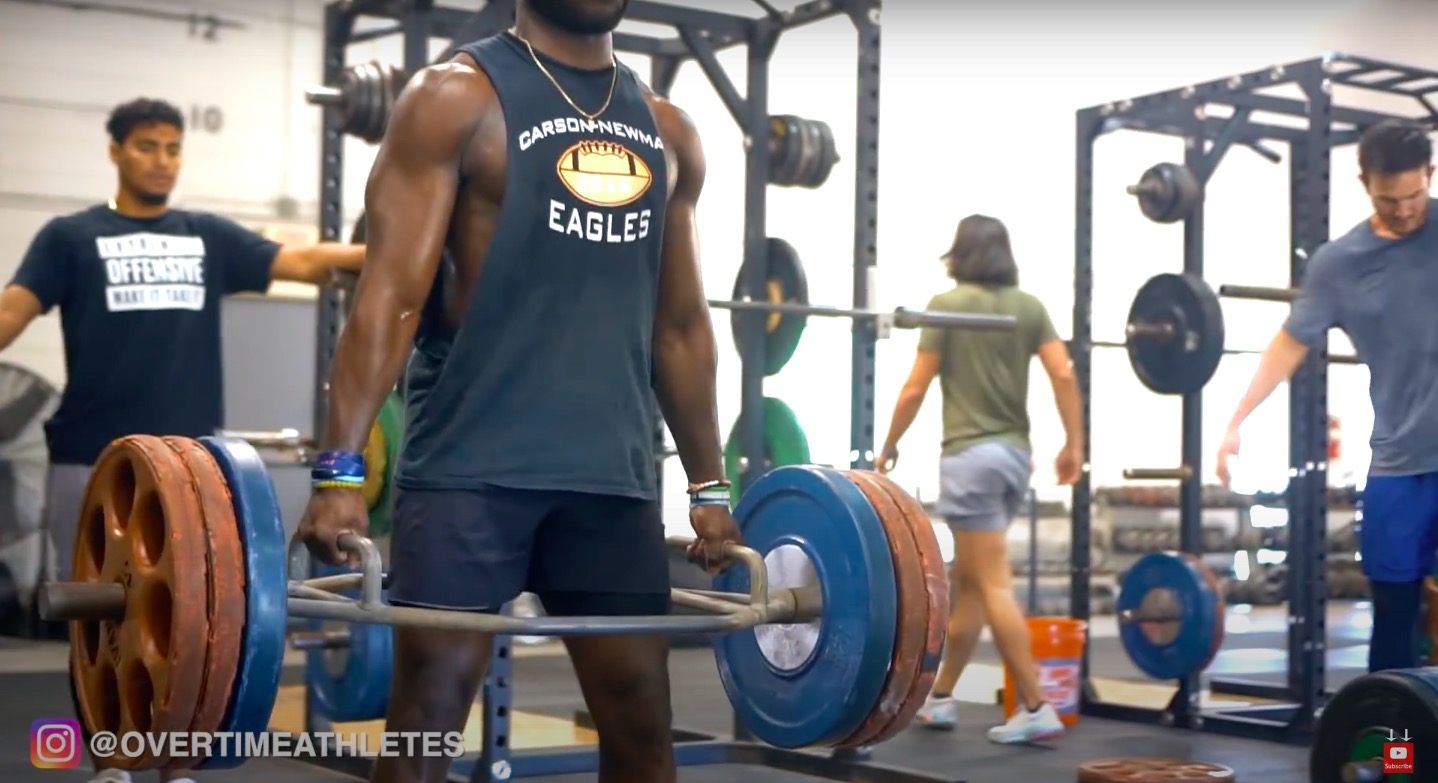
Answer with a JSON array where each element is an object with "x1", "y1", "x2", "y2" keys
[
  {"x1": 295, "y1": 2, "x2": 741, "y2": 782},
  {"x1": 1216, "y1": 119, "x2": 1438, "y2": 673}
]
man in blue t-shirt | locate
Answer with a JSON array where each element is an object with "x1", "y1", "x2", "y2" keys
[
  {"x1": 1216, "y1": 119, "x2": 1438, "y2": 673},
  {"x1": 0, "y1": 98, "x2": 362, "y2": 666}
]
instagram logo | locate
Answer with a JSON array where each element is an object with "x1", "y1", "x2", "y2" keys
[{"x1": 31, "y1": 719, "x2": 81, "y2": 769}]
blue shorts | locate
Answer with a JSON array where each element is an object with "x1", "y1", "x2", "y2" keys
[
  {"x1": 387, "y1": 484, "x2": 672, "y2": 616},
  {"x1": 1358, "y1": 473, "x2": 1438, "y2": 583}
]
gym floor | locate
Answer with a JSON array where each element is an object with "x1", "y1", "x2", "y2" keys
[{"x1": 0, "y1": 601, "x2": 1363, "y2": 782}]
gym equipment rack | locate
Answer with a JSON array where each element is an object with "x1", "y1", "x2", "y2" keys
[
  {"x1": 306, "y1": 3, "x2": 952, "y2": 783},
  {"x1": 1071, "y1": 53, "x2": 1438, "y2": 745}
]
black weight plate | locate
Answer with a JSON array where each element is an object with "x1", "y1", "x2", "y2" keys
[
  {"x1": 1125, "y1": 273, "x2": 1224, "y2": 395},
  {"x1": 810, "y1": 119, "x2": 839, "y2": 189},
  {"x1": 1137, "y1": 162, "x2": 1200, "y2": 224},
  {"x1": 768, "y1": 115, "x2": 803, "y2": 187},
  {"x1": 730, "y1": 238, "x2": 809, "y2": 376},
  {"x1": 1310, "y1": 669, "x2": 1438, "y2": 783}
]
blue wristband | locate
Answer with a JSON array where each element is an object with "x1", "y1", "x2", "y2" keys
[{"x1": 312, "y1": 450, "x2": 366, "y2": 483}]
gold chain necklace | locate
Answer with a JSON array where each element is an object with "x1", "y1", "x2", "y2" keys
[{"x1": 514, "y1": 31, "x2": 619, "y2": 122}]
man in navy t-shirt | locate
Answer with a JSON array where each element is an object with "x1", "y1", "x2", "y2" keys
[{"x1": 0, "y1": 99, "x2": 363, "y2": 649}]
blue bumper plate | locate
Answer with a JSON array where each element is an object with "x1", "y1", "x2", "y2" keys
[
  {"x1": 304, "y1": 560, "x2": 394, "y2": 723},
  {"x1": 1117, "y1": 552, "x2": 1224, "y2": 680},
  {"x1": 195, "y1": 437, "x2": 288, "y2": 769},
  {"x1": 713, "y1": 464, "x2": 897, "y2": 749}
]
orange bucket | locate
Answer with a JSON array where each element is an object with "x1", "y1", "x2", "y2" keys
[{"x1": 1003, "y1": 617, "x2": 1087, "y2": 727}]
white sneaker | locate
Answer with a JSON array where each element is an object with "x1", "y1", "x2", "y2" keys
[
  {"x1": 987, "y1": 702, "x2": 1065, "y2": 744},
  {"x1": 914, "y1": 695, "x2": 959, "y2": 730}
]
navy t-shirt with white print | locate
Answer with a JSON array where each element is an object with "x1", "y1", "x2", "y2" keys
[{"x1": 11, "y1": 205, "x2": 279, "y2": 465}]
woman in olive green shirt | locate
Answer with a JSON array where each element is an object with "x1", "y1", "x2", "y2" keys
[{"x1": 878, "y1": 214, "x2": 1085, "y2": 743}]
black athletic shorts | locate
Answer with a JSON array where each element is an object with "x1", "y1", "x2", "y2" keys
[{"x1": 386, "y1": 484, "x2": 672, "y2": 616}]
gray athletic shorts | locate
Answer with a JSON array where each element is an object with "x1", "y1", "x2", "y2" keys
[
  {"x1": 936, "y1": 441, "x2": 1032, "y2": 532},
  {"x1": 43, "y1": 463, "x2": 93, "y2": 582}
]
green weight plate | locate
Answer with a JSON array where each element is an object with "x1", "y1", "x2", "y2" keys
[
  {"x1": 723, "y1": 397, "x2": 811, "y2": 505},
  {"x1": 730, "y1": 238, "x2": 809, "y2": 377},
  {"x1": 368, "y1": 391, "x2": 404, "y2": 537}
]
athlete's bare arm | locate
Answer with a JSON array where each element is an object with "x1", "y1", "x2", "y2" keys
[
  {"x1": 650, "y1": 100, "x2": 724, "y2": 484},
  {"x1": 320, "y1": 63, "x2": 491, "y2": 454}
]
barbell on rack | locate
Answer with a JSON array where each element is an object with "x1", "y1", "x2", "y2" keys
[
  {"x1": 1089, "y1": 272, "x2": 1360, "y2": 397},
  {"x1": 43, "y1": 435, "x2": 952, "y2": 768},
  {"x1": 304, "y1": 61, "x2": 410, "y2": 144},
  {"x1": 711, "y1": 299, "x2": 1016, "y2": 332}
]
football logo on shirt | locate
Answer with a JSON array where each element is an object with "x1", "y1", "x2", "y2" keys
[{"x1": 555, "y1": 141, "x2": 653, "y2": 208}]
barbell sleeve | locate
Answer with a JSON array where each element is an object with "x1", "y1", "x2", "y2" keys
[
  {"x1": 304, "y1": 86, "x2": 346, "y2": 106},
  {"x1": 708, "y1": 299, "x2": 1016, "y2": 332},
  {"x1": 38, "y1": 582, "x2": 125, "y2": 623},
  {"x1": 1218, "y1": 284, "x2": 1296, "y2": 302},
  {"x1": 1123, "y1": 467, "x2": 1193, "y2": 480},
  {"x1": 1089, "y1": 339, "x2": 1359, "y2": 365},
  {"x1": 1341, "y1": 760, "x2": 1385, "y2": 783},
  {"x1": 289, "y1": 630, "x2": 352, "y2": 651},
  {"x1": 1118, "y1": 609, "x2": 1184, "y2": 624},
  {"x1": 1125, "y1": 321, "x2": 1175, "y2": 340}
]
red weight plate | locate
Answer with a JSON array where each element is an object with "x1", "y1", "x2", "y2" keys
[
  {"x1": 835, "y1": 470, "x2": 928, "y2": 748},
  {"x1": 1077, "y1": 757, "x2": 1236, "y2": 782},
  {"x1": 860, "y1": 471, "x2": 949, "y2": 743},
  {"x1": 164, "y1": 437, "x2": 247, "y2": 757},
  {"x1": 69, "y1": 436, "x2": 211, "y2": 769},
  {"x1": 1182, "y1": 553, "x2": 1226, "y2": 672}
]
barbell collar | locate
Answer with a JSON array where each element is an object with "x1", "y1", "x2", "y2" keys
[
  {"x1": 1125, "y1": 321, "x2": 1175, "y2": 340},
  {"x1": 304, "y1": 86, "x2": 346, "y2": 107},
  {"x1": 709, "y1": 299, "x2": 1017, "y2": 332},
  {"x1": 1118, "y1": 609, "x2": 1183, "y2": 624},
  {"x1": 1218, "y1": 284, "x2": 1297, "y2": 303},
  {"x1": 1123, "y1": 467, "x2": 1193, "y2": 481},
  {"x1": 1341, "y1": 760, "x2": 1385, "y2": 783}
]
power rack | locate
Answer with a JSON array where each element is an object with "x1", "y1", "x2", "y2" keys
[{"x1": 1071, "y1": 53, "x2": 1438, "y2": 745}]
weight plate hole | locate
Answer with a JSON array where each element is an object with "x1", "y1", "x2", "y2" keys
[
  {"x1": 139, "y1": 580, "x2": 174, "y2": 662},
  {"x1": 754, "y1": 544, "x2": 822, "y2": 673},
  {"x1": 97, "y1": 661, "x2": 122, "y2": 731},
  {"x1": 108, "y1": 455, "x2": 138, "y2": 532},
  {"x1": 120, "y1": 657, "x2": 155, "y2": 733},
  {"x1": 83, "y1": 505, "x2": 108, "y2": 576},
  {"x1": 81, "y1": 619, "x2": 103, "y2": 666},
  {"x1": 130, "y1": 490, "x2": 166, "y2": 569}
]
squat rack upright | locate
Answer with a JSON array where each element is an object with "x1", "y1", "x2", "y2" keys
[
  {"x1": 305, "y1": 3, "x2": 950, "y2": 783},
  {"x1": 1071, "y1": 53, "x2": 1438, "y2": 745}
]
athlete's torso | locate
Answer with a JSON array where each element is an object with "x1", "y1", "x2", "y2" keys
[{"x1": 395, "y1": 32, "x2": 675, "y2": 499}]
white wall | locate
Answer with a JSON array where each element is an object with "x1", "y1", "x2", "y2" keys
[{"x1": 2, "y1": 0, "x2": 1435, "y2": 533}]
